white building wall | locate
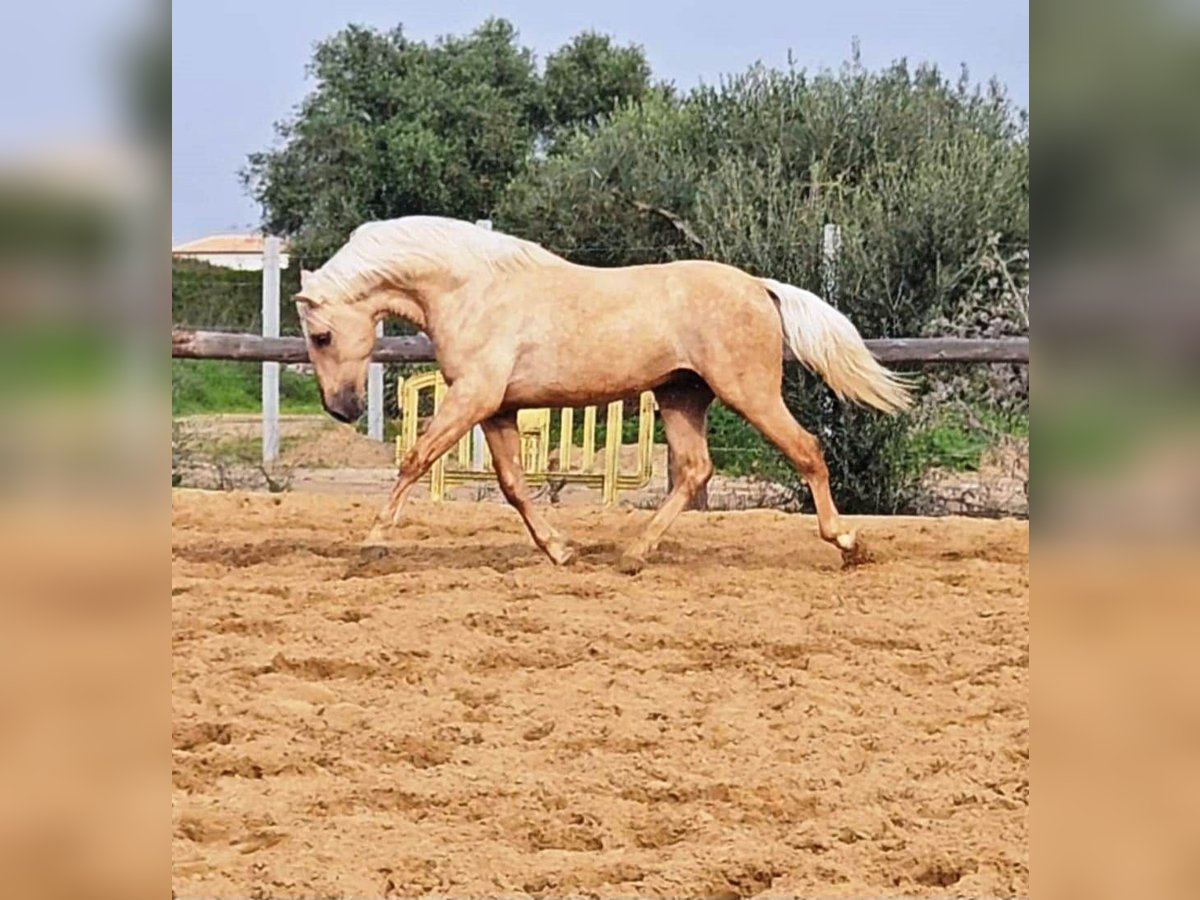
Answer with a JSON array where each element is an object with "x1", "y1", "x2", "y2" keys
[{"x1": 174, "y1": 252, "x2": 291, "y2": 272}]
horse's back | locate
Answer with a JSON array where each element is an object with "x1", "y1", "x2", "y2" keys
[{"x1": 488, "y1": 258, "x2": 781, "y2": 407}]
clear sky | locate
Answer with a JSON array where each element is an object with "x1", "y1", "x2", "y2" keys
[{"x1": 171, "y1": 0, "x2": 1028, "y2": 244}]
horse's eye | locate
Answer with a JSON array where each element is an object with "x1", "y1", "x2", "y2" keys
[{"x1": 311, "y1": 332, "x2": 332, "y2": 348}]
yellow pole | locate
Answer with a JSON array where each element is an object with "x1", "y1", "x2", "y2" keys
[
  {"x1": 637, "y1": 391, "x2": 655, "y2": 479},
  {"x1": 430, "y1": 374, "x2": 447, "y2": 501},
  {"x1": 401, "y1": 377, "x2": 420, "y2": 450},
  {"x1": 394, "y1": 376, "x2": 406, "y2": 467},
  {"x1": 582, "y1": 406, "x2": 597, "y2": 470},
  {"x1": 558, "y1": 407, "x2": 574, "y2": 472},
  {"x1": 602, "y1": 400, "x2": 623, "y2": 506},
  {"x1": 537, "y1": 411, "x2": 551, "y2": 472}
]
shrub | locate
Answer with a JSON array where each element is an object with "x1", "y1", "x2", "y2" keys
[{"x1": 498, "y1": 53, "x2": 1027, "y2": 512}]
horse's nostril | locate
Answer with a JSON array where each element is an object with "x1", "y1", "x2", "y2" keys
[{"x1": 324, "y1": 387, "x2": 362, "y2": 424}]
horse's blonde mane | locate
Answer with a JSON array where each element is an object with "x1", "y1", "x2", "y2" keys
[{"x1": 299, "y1": 216, "x2": 566, "y2": 306}]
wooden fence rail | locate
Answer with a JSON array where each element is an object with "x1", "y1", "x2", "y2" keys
[
  {"x1": 172, "y1": 330, "x2": 1029, "y2": 365},
  {"x1": 174, "y1": 328, "x2": 1028, "y2": 511}
]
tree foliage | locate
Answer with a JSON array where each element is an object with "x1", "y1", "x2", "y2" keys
[
  {"x1": 241, "y1": 23, "x2": 1028, "y2": 512},
  {"x1": 243, "y1": 19, "x2": 653, "y2": 261},
  {"x1": 172, "y1": 258, "x2": 303, "y2": 334},
  {"x1": 497, "y1": 54, "x2": 1028, "y2": 512},
  {"x1": 542, "y1": 32, "x2": 655, "y2": 133},
  {"x1": 499, "y1": 56, "x2": 1027, "y2": 339}
]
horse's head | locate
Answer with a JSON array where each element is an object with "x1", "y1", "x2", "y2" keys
[{"x1": 295, "y1": 269, "x2": 377, "y2": 424}]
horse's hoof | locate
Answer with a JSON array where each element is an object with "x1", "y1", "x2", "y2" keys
[
  {"x1": 364, "y1": 525, "x2": 391, "y2": 546},
  {"x1": 341, "y1": 543, "x2": 393, "y2": 579},
  {"x1": 839, "y1": 534, "x2": 874, "y2": 568},
  {"x1": 358, "y1": 544, "x2": 391, "y2": 563},
  {"x1": 547, "y1": 542, "x2": 576, "y2": 566},
  {"x1": 617, "y1": 553, "x2": 645, "y2": 576}
]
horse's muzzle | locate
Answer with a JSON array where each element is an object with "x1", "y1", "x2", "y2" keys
[{"x1": 324, "y1": 387, "x2": 363, "y2": 424}]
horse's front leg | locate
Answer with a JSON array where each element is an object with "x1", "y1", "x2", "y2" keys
[
  {"x1": 363, "y1": 381, "x2": 500, "y2": 546},
  {"x1": 481, "y1": 412, "x2": 575, "y2": 565}
]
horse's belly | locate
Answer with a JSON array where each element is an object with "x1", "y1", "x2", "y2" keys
[{"x1": 502, "y1": 344, "x2": 681, "y2": 409}]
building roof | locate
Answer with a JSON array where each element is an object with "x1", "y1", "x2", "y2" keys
[{"x1": 172, "y1": 233, "x2": 292, "y2": 255}]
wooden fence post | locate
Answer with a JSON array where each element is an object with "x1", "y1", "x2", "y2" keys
[{"x1": 261, "y1": 236, "x2": 281, "y2": 466}]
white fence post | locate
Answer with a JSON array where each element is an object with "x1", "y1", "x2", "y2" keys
[
  {"x1": 367, "y1": 321, "x2": 384, "y2": 441},
  {"x1": 822, "y1": 223, "x2": 842, "y2": 307},
  {"x1": 261, "y1": 236, "x2": 281, "y2": 466},
  {"x1": 470, "y1": 219, "x2": 493, "y2": 469},
  {"x1": 818, "y1": 224, "x2": 842, "y2": 440}
]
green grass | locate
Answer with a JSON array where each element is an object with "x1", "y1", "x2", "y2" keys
[
  {"x1": 907, "y1": 420, "x2": 991, "y2": 471},
  {"x1": 704, "y1": 402, "x2": 1028, "y2": 478},
  {"x1": 549, "y1": 399, "x2": 1028, "y2": 479},
  {"x1": 907, "y1": 408, "x2": 1028, "y2": 472},
  {"x1": 172, "y1": 359, "x2": 322, "y2": 416},
  {"x1": 194, "y1": 435, "x2": 303, "y2": 465},
  {"x1": 171, "y1": 358, "x2": 1027, "y2": 482},
  {"x1": 706, "y1": 403, "x2": 792, "y2": 480}
]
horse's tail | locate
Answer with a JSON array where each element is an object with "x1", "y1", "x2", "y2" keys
[{"x1": 760, "y1": 277, "x2": 913, "y2": 414}]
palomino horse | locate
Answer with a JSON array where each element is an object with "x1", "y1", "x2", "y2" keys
[{"x1": 295, "y1": 216, "x2": 911, "y2": 572}]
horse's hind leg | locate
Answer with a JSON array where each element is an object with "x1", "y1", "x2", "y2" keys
[
  {"x1": 481, "y1": 412, "x2": 574, "y2": 565},
  {"x1": 716, "y1": 389, "x2": 860, "y2": 561},
  {"x1": 618, "y1": 380, "x2": 714, "y2": 574}
]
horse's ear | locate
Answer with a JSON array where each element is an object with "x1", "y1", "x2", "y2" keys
[
  {"x1": 294, "y1": 299, "x2": 311, "y2": 336},
  {"x1": 300, "y1": 268, "x2": 314, "y2": 288}
]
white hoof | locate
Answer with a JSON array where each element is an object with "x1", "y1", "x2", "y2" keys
[
  {"x1": 363, "y1": 525, "x2": 390, "y2": 546},
  {"x1": 547, "y1": 541, "x2": 575, "y2": 566}
]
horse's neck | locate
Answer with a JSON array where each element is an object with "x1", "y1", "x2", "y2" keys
[
  {"x1": 373, "y1": 263, "x2": 488, "y2": 336},
  {"x1": 371, "y1": 287, "x2": 430, "y2": 334}
]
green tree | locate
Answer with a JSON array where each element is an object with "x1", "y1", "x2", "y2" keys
[
  {"x1": 243, "y1": 18, "x2": 543, "y2": 261},
  {"x1": 172, "y1": 258, "x2": 304, "y2": 333},
  {"x1": 542, "y1": 31, "x2": 654, "y2": 133},
  {"x1": 498, "y1": 56, "x2": 1028, "y2": 512},
  {"x1": 240, "y1": 22, "x2": 1028, "y2": 512},
  {"x1": 243, "y1": 19, "x2": 653, "y2": 262}
]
